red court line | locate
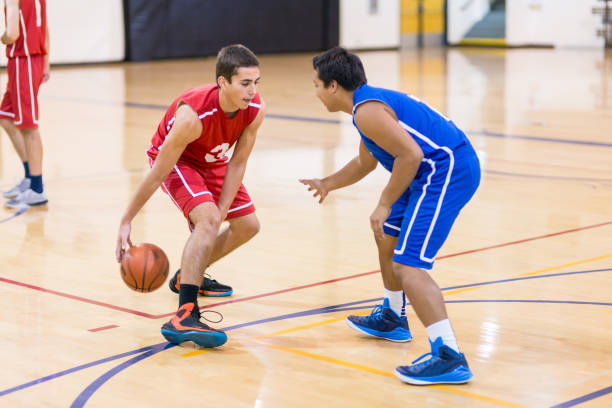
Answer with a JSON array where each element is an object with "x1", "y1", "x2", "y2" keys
[
  {"x1": 0, "y1": 277, "x2": 157, "y2": 318},
  {"x1": 2, "y1": 219, "x2": 611, "y2": 319},
  {"x1": 88, "y1": 325, "x2": 119, "y2": 332},
  {"x1": 437, "y1": 220, "x2": 612, "y2": 260}
]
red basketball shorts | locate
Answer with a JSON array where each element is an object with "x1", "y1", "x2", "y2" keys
[
  {"x1": 148, "y1": 158, "x2": 255, "y2": 225},
  {"x1": 0, "y1": 55, "x2": 44, "y2": 129}
]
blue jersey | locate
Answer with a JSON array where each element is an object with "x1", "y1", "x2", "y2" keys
[{"x1": 352, "y1": 84, "x2": 469, "y2": 172}]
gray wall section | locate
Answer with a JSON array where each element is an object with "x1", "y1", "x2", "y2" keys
[{"x1": 125, "y1": 0, "x2": 339, "y2": 61}]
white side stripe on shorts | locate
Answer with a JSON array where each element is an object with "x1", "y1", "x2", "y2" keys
[
  {"x1": 227, "y1": 201, "x2": 253, "y2": 213},
  {"x1": 383, "y1": 223, "x2": 401, "y2": 231},
  {"x1": 395, "y1": 121, "x2": 455, "y2": 263},
  {"x1": 173, "y1": 165, "x2": 212, "y2": 198},
  {"x1": 14, "y1": 57, "x2": 23, "y2": 125},
  {"x1": 394, "y1": 158, "x2": 435, "y2": 257}
]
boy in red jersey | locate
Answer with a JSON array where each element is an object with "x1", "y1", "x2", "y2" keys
[
  {"x1": 1, "y1": 0, "x2": 50, "y2": 208},
  {"x1": 115, "y1": 44, "x2": 265, "y2": 348}
]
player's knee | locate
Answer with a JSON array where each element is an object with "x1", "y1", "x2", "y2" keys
[
  {"x1": 190, "y1": 206, "x2": 222, "y2": 235},
  {"x1": 244, "y1": 215, "x2": 260, "y2": 238},
  {"x1": 234, "y1": 215, "x2": 260, "y2": 241}
]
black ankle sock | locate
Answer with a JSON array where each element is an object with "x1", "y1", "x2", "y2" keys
[
  {"x1": 178, "y1": 283, "x2": 199, "y2": 310},
  {"x1": 23, "y1": 162, "x2": 30, "y2": 178},
  {"x1": 30, "y1": 175, "x2": 43, "y2": 193}
]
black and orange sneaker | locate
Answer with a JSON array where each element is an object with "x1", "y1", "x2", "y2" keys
[
  {"x1": 168, "y1": 269, "x2": 233, "y2": 297},
  {"x1": 161, "y1": 303, "x2": 227, "y2": 348}
]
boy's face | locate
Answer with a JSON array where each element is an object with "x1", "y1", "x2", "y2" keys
[
  {"x1": 313, "y1": 70, "x2": 338, "y2": 112},
  {"x1": 219, "y1": 66, "x2": 260, "y2": 110}
]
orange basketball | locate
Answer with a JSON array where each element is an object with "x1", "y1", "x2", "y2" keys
[{"x1": 120, "y1": 243, "x2": 169, "y2": 292}]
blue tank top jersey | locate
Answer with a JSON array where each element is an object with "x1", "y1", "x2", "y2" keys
[{"x1": 352, "y1": 84, "x2": 469, "y2": 172}]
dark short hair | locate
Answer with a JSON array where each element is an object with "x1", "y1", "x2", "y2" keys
[
  {"x1": 216, "y1": 44, "x2": 259, "y2": 84},
  {"x1": 312, "y1": 47, "x2": 367, "y2": 91}
]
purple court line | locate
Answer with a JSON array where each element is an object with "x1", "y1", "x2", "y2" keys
[
  {"x1": 549, "y1": 385, "x2": 612, "y2": 408},
  {"x1": 473, "y1": 130, "x2": 612, "y2": 148},
  {"x1": 0, "y1": 346, "x2": 156, "y2": 397},
  {"x1": 486, "y1": 170, "x2": 612, "y2": 183},
  {"x1": 0, "y1": 207, "x2": 27, "y2": 223},
  {"x1": 5, "y1": 268, "x2": 606, "y2": 400},
  {"x1": 3, "y1": 277, "x2": 610, "y2": 403},
  {"x1": 41, "y1": 95, "x2": 610, "y2": 148},
  {"x1": 69, "y1": 298, "x2": 612, "y2": 408}
]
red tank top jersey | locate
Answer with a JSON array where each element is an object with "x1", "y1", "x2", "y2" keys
[
  {"x1": 147, "y1": 84, "x2": 261, "y2": 167},
  {"x1": 5, "y1": 0, "x2": 47, "y2": 58}
]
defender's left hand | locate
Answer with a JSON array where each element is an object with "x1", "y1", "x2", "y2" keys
[{"x1": 370, "y1": 204, "x2": 391, "y2": 241}]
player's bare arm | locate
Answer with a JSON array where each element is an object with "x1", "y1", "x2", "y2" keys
[
  {"x1": 115, "y1": 103, "x2": 202, "y2": 261},
  {"x1": 1, "y1": 0, "x2": 19, "y2": 45},
  {"x1": 300, "y1": 140, "x2": 377, "y2": 204},
  {"x1": 217, "y1": 99, "x2": 266, "y2": 217},
  {"x1": 354, "y1": 101, "x2": 423, "y2": 239}
]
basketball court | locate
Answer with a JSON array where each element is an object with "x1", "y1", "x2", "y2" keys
[{"x1": 0, "y1": 46, "x2": 611, "y2": 407}]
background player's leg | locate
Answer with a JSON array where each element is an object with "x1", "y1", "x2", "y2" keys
[
  {"x1": 21, "y1": 128, "x2": 43, "y2": 177},
  {"x1": 0, "y1": 119, "x2": 31, "y2": 198},
  {"x1": 0, "y1": 119, "x2": 27, "y2": 162},
  {"x1": 208, "y1": 212, "x2": 260, "y2": 265},
  {"x1": 5, "y1": 128, "x2": 47, "y2": 206}
]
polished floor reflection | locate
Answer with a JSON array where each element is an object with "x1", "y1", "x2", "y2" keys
[{"x1": 1, "y1": 47, "x2": 611, "y2": 407}]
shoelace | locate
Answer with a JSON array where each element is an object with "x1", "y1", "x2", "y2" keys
[
  {"x1": 203, "y1": 272, "x2": 219, "y2": 284},
  {"x1": 367, "y1": 304, "x2": 384, "y2": 320},
  {"x1": 194, "y1": 309, "x2": 224, "y2": 324},
  {"x1": 409, "y1": 350, "x2": 440, "y2": 370}
]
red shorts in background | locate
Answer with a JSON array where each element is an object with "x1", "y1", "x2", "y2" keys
[
  {"x1": 0, "y1": 55, "x2": 44, "y2": 129},
  {"x1": 149, "y1": 158, "x2": 255, "y2": 226}
]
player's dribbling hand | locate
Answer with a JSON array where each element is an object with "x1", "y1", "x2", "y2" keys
[
  {"x1": 370, "y1": 204, "x2": 391, "y2": 241},
  {"x1": 115, "y1": 222, "x2": 133, "y2": 262},
  {"x1": 299, "y1": 178, "x2": 328, "y2": 203}
]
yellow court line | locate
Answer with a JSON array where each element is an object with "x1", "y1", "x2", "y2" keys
[
  {"x1": 255, "y1": 316, "x2": 346, "y2": 339},
  {"x1": 443, "y1": 253, "x2": 612, "y2": 296},
  {"x1": 517, "y1": 253, "x2": 612, "y2": 278},
  {"x1": 181, "y1": 348, "x2": 214, "y2": 357},
  {"x1": 255, "y1": 341, "x2": 526, "y2": 408}
]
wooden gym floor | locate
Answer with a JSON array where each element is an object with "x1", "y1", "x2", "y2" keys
[{"x1": 0, "y1": 47, "x2": 611, "y2": 407}]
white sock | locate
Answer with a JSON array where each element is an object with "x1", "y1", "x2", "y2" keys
[
  {"x1": 384, "y1": 288, "x2": 406, "y2": 317},
  {"x1": 426, "y1": 319, "x2": 459, "y2": 353}
]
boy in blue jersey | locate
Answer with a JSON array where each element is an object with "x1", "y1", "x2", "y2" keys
[{"x1": 300, "y1": 47, "x2": 480, "y2": 385}]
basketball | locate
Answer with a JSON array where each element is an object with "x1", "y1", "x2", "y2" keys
[{"x1": 120, "y1": 243, "x2": 169, "y2": 292}]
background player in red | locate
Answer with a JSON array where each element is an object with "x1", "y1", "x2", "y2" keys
[
  {"x1": 1, "y1": 0, "x2": 50, "y2": 208},
  {"x1": 115, "y1": 44, "x2": 265, "y2": 348}
]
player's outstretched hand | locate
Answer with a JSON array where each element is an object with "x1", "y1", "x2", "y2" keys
[
  {"x1": 299, "y1": 178, "x2": 329, "y2": 204},
  {"x1": 115, "y1": 221, "x2": 133, "y2": 262}
]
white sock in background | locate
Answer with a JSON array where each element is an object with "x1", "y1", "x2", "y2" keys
[
  {"x1": 426, "y1": 319, "x2": 459, "y2": 353},
  {"x1": 384, "y1": 288, "x2": 406, "y2": 317}
]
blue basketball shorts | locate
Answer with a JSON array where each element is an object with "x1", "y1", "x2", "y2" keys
[{"x1": 382, "y1": 143, "x2": 481, "y2": 270}]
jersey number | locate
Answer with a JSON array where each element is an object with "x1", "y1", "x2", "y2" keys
[{"x1": 205, "y1": 143, "x2": 230, "y2": 162}]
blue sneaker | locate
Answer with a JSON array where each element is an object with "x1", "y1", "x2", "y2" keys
[
  {"x1": 395, "y1": 338, "x2": 473, "y2": 385},
  {"x1": 346, "y1": 298, "x2": 412, "y2": 342}
]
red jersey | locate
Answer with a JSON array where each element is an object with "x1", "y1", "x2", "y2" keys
[
  {"x1": 5, "y1": 0, "x2": 47, "y2": 58},
  {"x1": 147, "y1": 84, "x2": 261, "y2": 167}
]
